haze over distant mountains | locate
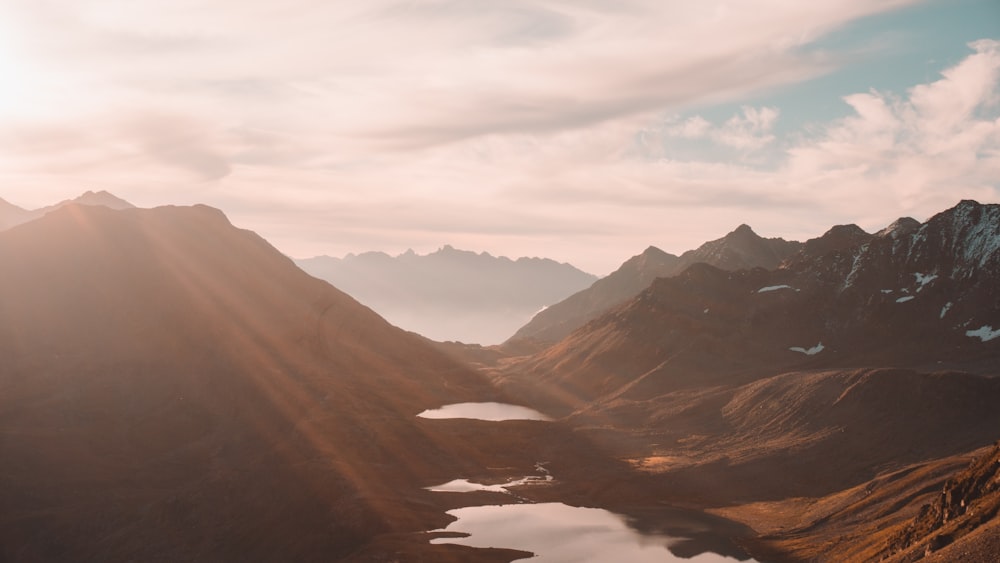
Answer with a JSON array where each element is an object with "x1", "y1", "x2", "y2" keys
[{"x1": 297, "y1": 247, "x2": 597, "y2": 344}]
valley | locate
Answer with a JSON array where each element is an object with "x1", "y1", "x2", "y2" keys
[{"x1": 1, "y1": 196, "x2": 998, "y2": 562}]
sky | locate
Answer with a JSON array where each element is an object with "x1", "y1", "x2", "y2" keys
[{"x1": 0, "y1": 0, "x2": 998, "y2": 275}]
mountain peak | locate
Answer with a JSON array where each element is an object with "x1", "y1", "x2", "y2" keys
[
  {"x1": 789, "y1": 224, "x2": 871, "y2": 264},
  {"x1": 640, "y1": 245, "x2": 672, "y2": 258},
  {"x1": 676, "y1": 223, "x2": 800, "y2": 273},
  {"x1": 71, "y1": 190, "x2": 135, "y2": 209},
  {"x1": 622, "y1": 246, "x2": 680, "y2": 272},
  {"x1": 876, "y1": 217, "x2": 920, "y2": 239}
]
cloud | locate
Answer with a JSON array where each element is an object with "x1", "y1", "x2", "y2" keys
[
  {"x1": 785, "y1": 39, "x2": 1000, "y2": 215},
  {"x1": 665, "y1": 116, "x2": 711, "y2": 139},
  {"x1": 658, "y1": 106, "x2": 780, "y2": 151},
  {"x1": 715, "y1": 106, "x2": 780, "y2": 150},
  {"x1": 1, "y1": 0, "x2": 920, "y2": 149},
  {"x1": 3, "y1": 0, "x2": 998, "y2": 274}
]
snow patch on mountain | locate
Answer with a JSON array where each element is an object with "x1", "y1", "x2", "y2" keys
[
  {"x1": 896, "y1": 296, "x2": 915, "y2": 303},
  {"x1": 914, "y1": 272, "x2": 938, "y2": 291},
  {"x1": 757, "y1": 285, "x2": 797, "y2": 293},
  {"x1": 789, "y1": 342, "x2": 824, "y2": 355},
  {"x1": 940, "y1": 302, "x2": 952, "y2": 319},
  {"x1": 966, "y1": 325, "x2": 1000, "y2": 342}
]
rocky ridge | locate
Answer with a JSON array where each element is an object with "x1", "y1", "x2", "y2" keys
[{"x1": 509, "y1": 224, "x2": 801, "y2": 344}]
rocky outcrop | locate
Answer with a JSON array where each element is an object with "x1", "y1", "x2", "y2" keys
[{"x1": 884, "y1": 443, "x2": 1000, "y2": 560}]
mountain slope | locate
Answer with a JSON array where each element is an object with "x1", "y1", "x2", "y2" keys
[
  {"x1": 506, "y1": 246, "x2": 681, "y2": 344},
  {"x1": 297, "y1": 245, "x2": 597, "y2": 344},
  {"x1": 882, "y1": 442, "x2": 1000, "y2": 561},
  {"x1": 486, "y1": 201, "x2": 1000, "y2": 563},
  {"x1": 510, "y1": 224, "x2": 801, "y2": 344},
  {"x1": 0, "y1": 204, "x2": 505, "y2": 561}
]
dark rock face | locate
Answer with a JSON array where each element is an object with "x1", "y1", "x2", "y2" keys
[
  {"x1": 783, "y1": 223, "x2": 873, "y2": 267},
  {"x1": 681, "y1": 223, "x2": 801, "y2": 272},
  {"x1": 510, "y1": 224, "x2": 801, "y2": 344}
]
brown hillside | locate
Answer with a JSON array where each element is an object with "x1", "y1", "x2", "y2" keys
[{"x1": 0, "y1": 204, "x2": 511, "y2": 561}]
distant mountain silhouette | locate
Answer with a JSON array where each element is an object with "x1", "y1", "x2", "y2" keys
[
  {"x1": 297, "y1": 245, "x2": 597, "y2": 344},
  {"x1": 510, "y1": 224, "x2": 801, "y2": 344},
  {"x1": 0, "y1": 190, "x2": 134, "y2": 231},
  {"x1": 0, "y1": 197, "x2": 30, "y2": 230},
  {"x1": 0, "y1": 203, "x2": 512, "y2": 561}
]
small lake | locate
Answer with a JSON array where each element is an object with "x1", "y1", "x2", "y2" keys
[
  {"x1": 417, "y1": 402, "x2": 550, "y2": 421},
  {"x1": 430, "y1": 502, "x2": 758, "y2": 563}
]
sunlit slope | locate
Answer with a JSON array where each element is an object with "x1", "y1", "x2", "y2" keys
[{"x1": 0, "y1": 204, "x2": 499, "y2": 561}]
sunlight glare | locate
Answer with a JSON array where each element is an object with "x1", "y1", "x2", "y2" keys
[{"x1": 0, "y1": 20, "x2": 36, "y2": 119}]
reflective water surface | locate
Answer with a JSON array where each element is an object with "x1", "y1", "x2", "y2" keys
[
  {"x1": 417, "y1": 402, "x2": 550, "y2": 421},
  {"x1": 430, "y1": 502, "x2": 758, "y2": 562}
]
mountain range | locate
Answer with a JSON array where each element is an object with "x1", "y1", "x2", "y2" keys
[
  {"x1": 501, "y1": 201, "x2": 1000, "y2": 412},
  {"x1": 2, "y1": 193, "x2": 999, "y2": 562},
  {"x1": 489, "y1": 199, "x2": 1000, "y2": 561},
  {"x1": 297, "y1": 246, "x2": 597, "y2": 344}
]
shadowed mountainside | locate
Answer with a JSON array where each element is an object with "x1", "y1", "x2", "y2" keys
[
  {"x1": 509, "y1": 224, "x2": 801, "y2": 344},
  {"x1": 498, "y1": 200, "x2": 1000, "y2": 415},
  {"x1": 487, "y1": 200, "x2": 1000, "y2": 562},
  {"x1": 297, "y1": 246, "x2": 597, "y2": 345}
]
